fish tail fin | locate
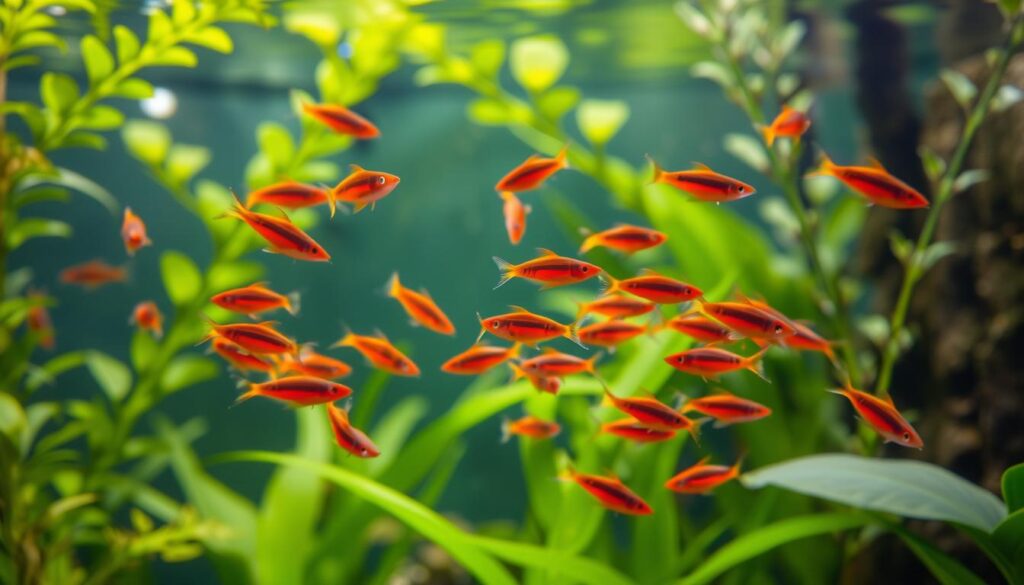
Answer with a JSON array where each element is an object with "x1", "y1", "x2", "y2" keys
[
  {"x1": 385, "y1": 271, "x2": 402, "y2": 298},
  {"x1": 500, "y1": 417, "x2": 511, "y2": 444},
  {"x1": 578, "y1": 234, "x2": 597, "y2": 254},
  {"x1": 759, "y1": 124, "x2": 776, "y2": 147},
  {"x1": 508, "y1": 362, "x2": 527, "y2": 382},
  {"x1": 557, "y1": 462, "x2": 577, "y2": 483},
  {"x1": 574, "y1": 301, "x2": 589, "y2": 322},
  {"x1": 492, "y1": 257, "x2": 516, "y2": 289},
  {"x1": 599, "y1": 274, "x2": 620, "y2": 296},
  {"x1": 556, "y1": 144, "x2": 570, "y2": 169},
  {"x1": 285, "y1": 291, "x2": 302, "y2": 316},
  {"x1": 508, "y1": 342, "x2": 523, "y2": 360},
  {"x1": 687, "y1": 417, "x2": 710, "y2": 445},
  {"x1": 232, "y1": 386, "x2": 260, "y2": 407},
  {"x1": 585, "y1": 351, "x2": 603, "y2": 375},
  {"x1": 219, "y1": 191, "x2": 249, "y2": 222},
  {"x1": 565, "y1": 322, "x2": 586, "y2": 350},
  {"x1": 645, "y1": 154, "x2": 665, "y2": 184},
  {"x1": 600, "y1": 388, "x2": 616, "y2": 408},
  {"x1": 331, "y1": 329, "x2": 356, "y2": 349},
  {"x1": 475, "y1": 313, "x2": 487, "y2": 343},
  {"x1": 809, "y1": 151, "x2": 837, "y2": 177},
  {"x1": 746, "y1": 346, "x2": 771, "y2": 383}
]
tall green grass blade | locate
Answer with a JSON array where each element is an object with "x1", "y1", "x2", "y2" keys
[
  {"x1": 1002, "y1": 463, "x2": 1024, "y2": 513},
  {"x1": 886, "y1": 522, "x2": 988, "y2": 585}
]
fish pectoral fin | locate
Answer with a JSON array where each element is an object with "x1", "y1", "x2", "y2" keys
[{"x1": 352, "y1": 203, "x2": 369, "y2": 214}]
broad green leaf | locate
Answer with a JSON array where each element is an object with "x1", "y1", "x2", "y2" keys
[
  {"x1": 470, "y1": 39, "x2": 505, "y2": 77},
  {"x1": 257, "y1": 122, "x2": 294, "y2": 169},
  {"x1": 952, "y1": 169, "x2": 989, "y2": 193},
  {"x1": 11, "y1": 30, "x2": 65, "y2": 53},
  {"x1": 283, "y1": 10, "x2": 340, "y2": 48},
  {"x1": 991, "y1": 509, "x2": 1024, "y2": 579},
  {"x1": 940, "y1": 70, "x2": 977, "y2": 109},
  {"x1": 130, "y1": 327, "x2": 159, "y2": 372},
  {"x1": 79, "y1": 104, "x2": 123, "y2": 130},
  {"x1": 577, "y1": 99, "x2": 629, "y2": 146},
  {"x1": 25, "y1": 350, "x2": 89, "y2": 392},
  {"x1": 161, "y1": 355, "x2": 218, "y2": 395},
  {"x1": 677, "y1": 513, "x2": 867, "y2": 585},
  {"x1": 161, "y1": 251, "x2": 202, "y2": 306},
  {"x1": 112, "y1": 78, "x2": 154, "y2": 99},
  {"x1": 123, "y1": 120, "x2": 171, "y2": 166},
  {"x1": 918, "y1": 146, "x2": 946, "y2": 183},
  {"x1": 40, "y1": 72, "x2": 79, "y2": 114},
  {"x1": 889, "y1": 523, "x2": 988, "y2": 585},
  {"x1": 8, "y1": 218, "x2": 71, "y2": 249},
  {"x1": 741, "y1": 454, "x2": 1008, "y2": 532},
  {"x1": 991, "y1": 84, "x2": 1024, "y2": 112},
  {"x1": 510, "y1": 35, "x2": 568, "y2": 93},
  {"x1": 724, "y1": 133, "x2": 769, "y2": 173},
  {"x1": 0, "y1": 393, "x2": 27, "y2": 444},
  {"x1": 86, "y1": 351, "x2": 132, "y2": 402},
  {"x1": 774, "y1": 21, "x2": 806, "y2": 58},
  {"x1": 1003, "y1": 463, "x2": 1024, "y2": 512},
  {"x1": 172, "y1": 0, "x2": 196, "y2": 25},
  {"x1": 167, "y1": 144, "x2": 211, "y2": 184},
  {"x1": 81, "y1": 35, "x2": 114, "y2": 84},
  {"x1": 675, "y1": 2, "x2": 712, "y2": 36},
  {"x1": 468, "y1": 98, "x2": 513, "y2": 125},
  {"x1": 152, "y1": 46, "x2": 198, "y2": 68},
  {"x1": 997, "y1": 0, "x2": 1022, "y2": 18},
  {"x1": 12, "y1": 186, "x2": 70, "y2": 209},
  {"x1": 113, "y1": 25, "x2": 140, "y2": 63},
  {"x1": 537, "y1": 86, "x2": 580, "y2": 121},
  {"x1": 919, "y1": 241, "x2": 957, "y2": 271},
  {"x1": 62, "y1": 131, "x2": 106, "y2": 150},
  {"x1": 147, "y1": 9, "x2": 173, "y2": 41},
  {"x1": 207, "y1": 260, "x2": 264, "y2": 291},
  {"x1": 186, "y1": 26, "x2": 233, "y2": 53}
]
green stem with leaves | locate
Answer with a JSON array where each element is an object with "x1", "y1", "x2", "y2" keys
[{"x1": 874, "y1": 14, "x2": 1024, "y2": 397}]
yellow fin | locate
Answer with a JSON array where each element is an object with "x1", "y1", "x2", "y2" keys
[
  {"x1": 536, "y1": 247, "x2": 558, "y2": 257},
  {"x1": 867, "y1": 157, "x2": 887, "y2": 171},
  {"x1": 691, "y1": 162, "x2": 713, "y2": 172}
]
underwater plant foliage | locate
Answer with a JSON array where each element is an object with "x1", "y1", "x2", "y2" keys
[{"x1": 1, "y1": 0, "x2": 1023, "y2": 584}]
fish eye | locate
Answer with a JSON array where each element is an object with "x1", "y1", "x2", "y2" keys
[
  {"x1": 677, "y1": 356, "x2": 684, "y2": 363},
  {"x1": 902, "y1": 432, "x2": 911, "y2": 441},
  {"x1": 774, "y1": 324, "x2": 784, "y2": 334},
  {"x1": 360, "y1": 448, "x2": 368, "y2": 455},
  {"x1": 737, "y1": 185, "x2": 746, "y2": 193},
  {"x1": 310, "y1": 246, "x2": 319, "y2": 254},
  {"x1": 491, "y1": 321, "x2": 500, "y2": 328},
  {"x1": 581, "y1": 266, "x2": 589, "y2": 272},
  {"x1": 377, "y1": 176, "x2": 386, "y2": 185}
]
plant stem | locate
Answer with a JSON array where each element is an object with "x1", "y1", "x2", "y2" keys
[{"x1": 874, "y1": 14, "x2": 1024, "y2": 397}]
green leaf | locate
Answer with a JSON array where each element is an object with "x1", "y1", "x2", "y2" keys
[
  {"x1": 536, "y1": 86, "x2": 580, "y2": 121},
  {"x1": 111, "y1": 78, "x2": 154, "y2": 99},
  {"x1": 677, "y1": 513, "x2": 867, "y2": 585},
  {"x1": 674, "y1": 2, "x2": 712, "y2": 36},
  {"x1": 940, "y1": 70, "x2": 978, "y2": 109},
  {"x1": 8, "y1": 218, "x2": 71, "y2": 249},
  {"x1": 470, "y1": 39, "x2": 505, "y2": 77},
  {"x1": 918, "y1": 146, "x2": 946, "y2": 183},
  {"x1": 11, "y1": 30, "x2": 65, "y2": 53},
  {"x1": 724, "y1": 133, "x2": 769, "y2": 173},
  {"x1": 257, "y1": 122, "x2": 294, "y2": 169},
  {"x1": 161, "y1": 251, "x2": 202, "y2": 306},
  {"x1": 12, "y1": 186, "x2": 70, "y2": 209},
  {"x1": 123, "y1": 120, "x2": 171, "y2": 166},
  {"x1": 171, "y1": 0, "x2": 195, "y2": 25},
  {"x1": 0, "y1": 393, "x2": 27, "y2": 445},
  {"x1": 576, "y1": 99, "x2": 629, "y2": 146},
  {"x1": 991, "y1": 84, "x2": 1024, "y2": 113},
  {"x1": 467, "y1": 98, "x2": 513, "y2": 125},
  {"x1": 166, "y1": 144, "x2": 211, "y2": 184},
  {"x1": 41, "y1": 168, "x2": 118, "y2": 213},
  {"x1": 952, "y1": 169, "x2": 989, "y2": 193},
  {"x1": 161, "y1": 355, "x2": 219, "y2": 395},
  {"x1": 996, "y1": 0, "x2": 1023, "y2": 20},
  {"x1": 991, "y1": 510, "x2": 1024, "y2": 579},
  {"x1": 147, "y1": 8, "x2": 173, "y2": 41},
  {"x1": 1003, "y1": 463, "x2": 1024, "y2": 512},
  {"x1": 510, "y1": 35, "x2": 568, "y2": 93},
  {"x1": 774, "y1": 21, "x2": 806, "y2": 58},
  {"x1": 79, "y1": 104, "x2": 124, "y2": 130},
  {"x1": 86, "y1": 351, "x2": 132, "y2": 402},
  {"x1": 81, "y1": 35, "x2": 114, "y2": 84},
  {"x1": 3, "y1": 54, "x2": 41, "y2": 71},
  {"x1": 130, "y1": 328, "x2": 159, "y2": 372},
  {"x1": 889, "y1": 230, "x2": 913, "y2": 264},
  {"x1": 888, "y1": 523, "x2": 988, "y2": 585},
  {"x1": 919, "y1": 241, "x2": 957, "y2": 271},
  {"x1": 62, "y1": 131, "x2": 106, "y2": 150},
  {"x1": 741, "y1": 454, "x2": 1008, "y2": 532},
  {"x1": 207, "y1": 260, "x2": 264, "y2": 292},
  {"x1": 151, "y1": 46, "x2": 198, "y2": 68},
  {"x1": 40, "y1": 72, "x2": 79, "y2": 114},
  {"x1": 114, "y1": 25, "x2": 140, "y2": 63},
  {"x1": 186, "y1": 26, "x2": 233, "y2": 53}
]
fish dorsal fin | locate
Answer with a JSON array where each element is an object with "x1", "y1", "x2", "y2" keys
[
  {"x1": 711, "y1": 387, "x2": 734, "y2": 396},
  {"x1": 508, "y1": 304, "x2": 531, "y2": 314},
  {"x1": 349, "y1": 164, "x2": 365, "y2": 174},
  {"x1": 418, "y1": 287, "x2": 433, "y2": 299},
  {"x1": 524, "y1": 153, "x2": 542, "y2": 163},
  {"x1": 637, "y1": 387, "x2": 658, "y2": 399},
  {"x1": 640, "y1": 268, "x2": 661, "y2": 276},
  {"x1": 273, "y1": 207, "x2": 292, "y2": 221},
  {"x1": 694, "y1": 455, "x2": 712, "y2": 467},
  {"x1": 691, "y1": 162, "x2": 713, "y2": 172},
  {"x1": 780, "y1": 105, "x2": 796, "y2": 116},
  {"x1": 542, "y1": 347, "x2": 561, "y2": 355},
  {"x1": 867, "y1": 157, "x2": 887, "y2": 171},
  {"x1": 536, "y1": 247, "x2": 558, "y2": 257},
  {"x1": 255, "y1": 320, "x2": 278, "y2": 328},
  {"x1": 882, "y1": 392, "x2": 896, "y2": 407},
  {"x1": 373, "y1": 328, "x2": 389, "y2": 341}
]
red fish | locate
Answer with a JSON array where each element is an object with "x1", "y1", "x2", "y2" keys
[
  {"x1": 121, "y1": 207, "x2": 152, "y2": 256},
  {"x1": 236, "y1": 376, "x2": 352, "y2": 406},
  {"x1": 277, "y1": 349, "x2": 352, "y2": 380},
  {"x1": 60, "y1": 260, "x2": 126, "y2": 290},
  {"x1": 211, "y1": 282, "x2": 300, "y2": 317},
  {"x1": 386, "y1": 272, "x2": 455, "y2": 335},
  {"x1": 664, "y1": 347, "x2": 769, "y2": 381},
  {"x1": 519, "y1": 348, "x2": 600, "y2": 378},
  {"x1": 576, "y1": 295, "x2": 656, "y2": 321},
  {"x1": 495, "y1": 146, "x2": 568, "y2": 192},
  {"x1": 501, "y1": 415, "x2": 560, "y2": 442},
  {"x1": 580, "y1": 224, "x2": 667, "y2": 254},
  {"x1": 26, "y1": 291, "x2": 54, "y2": 350},
  {"x1": 326, "y1": 402, "x2": 380, "y2": 457},
  {"x1": 332, "y1": 330, "x2": 420, "y2": 376},
  {"x1": 665, "y1": 455, "x2": 742, "y2": 494},
  {"x1": 829, "y1": 383, "x2": 923, "y2": 448},
  {"x1": 603, "y1": 389, "x2": 702, "y2": 439},
  {"x1": 442, "y1": 343, "x2": 521, "y2": 375},
  {"x1": 814, "y1": 154, "x2": 929, "y2": 209},
  {"x1": 562, "y1": 467, "x2": 653, "y2": 515},
  {"x1": 331, "y1": 164, "x2": 400, "y2": 213},
  {"x1": 648, "y1": 156, "x2": 756, "y2": 203},
  {"x1": 500, "y1": 191, "x2": 530, "y2": 245},
  {"x1": 221, "y1": 196, "x2": 330, "y2": 262},
  {"x1": 682, "y1": 390, "x2": 771, "y2": 426},
  {"x1": 736, "y1": 295, "x2": 838, "y2": 365},
  {"x1": 601, "y1": 418, "x2": 676, "y2": 443},
  {"x1": 602, "y1": 270, "x2": 703, "y2": 304},
  {"x1": 662, "y1": 315, "x2": 739, "y2": 345},
  {"x1": 698, "y1": 300, "x2": 795, "y2": 341},
  {"x1": 246, "y1": 181, "x2": 335, "y2": 218},
  {"x1": 761, "y1": 106, "x2": 811, "y2": 146},
  {"x1": 204, "y1": 320, "x2": 297, "y2": 355},
  {"x1": 509, "y1": 362, "x2": 563, "y2": 394},
  {"x1": 131, "y1": 301, "x2": 164, "y2": 338},
  {"x1": 578, "y1": 320, "x2": 646, "y2": 349},
  {"x1": 209, "y1": 337, "x2": 276, "y2": 374},
  {"x1": 477, "y1": 306, "x2": 581, "y2": 347},
  {"x1": 301, "y1": 102, "x2": 379, "y2": 139},
  {"x1": 493, "y1": 249, "x2": 602, "y2": 289}
]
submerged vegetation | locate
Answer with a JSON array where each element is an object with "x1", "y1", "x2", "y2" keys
[{"x1": 1, "y1": 1, "x2": 1022, "y2": 584}]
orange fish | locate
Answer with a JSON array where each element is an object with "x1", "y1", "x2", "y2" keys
[
  {"x1": 761, "y1": 106, "x2": 811, "y2": 146},
  {"x1": 493, "y1": 248, "x2": 602, "y2": 289},
  {"x1": 495, "y1": 146, "x2": 568, "y2": 192},
  {"x1": 500, "y1": 191, "x2": 530, "y2": 245},
  {"x1": 601, "y1": 418, "x2": 676, "y2": 443},
  {"x1": 736, "y1": 295, "x2": 838, "y2": 365},
  {"x1": 662, "y1": 315, "x2": 738, "y2": 345},
  {"x1": 664, "y1": 347, "x2": 769, "y2": 381},
  {"x1": 829, "y1": 383, "x2": 923, "y2": 448},
  {"x1": 697, "y1": 300, "x2": 795, "y2": 341},
  {"x1": 326, "y1": 402, "x2": 380, "y2": 458},
  {"x1": 221, "y1": 196, "x2": 330, "y2": 262},
  {"x1": 648, "y1": 156, "x2": 756, "y2": 203},
  {"x1": 301, "y1": 102, "x2": 379, "y2": 139},
  {"x1": 277, "y1": 348, "x2": 352, "y2": 380},
  {"x1": 509, "y1": 362, "x2": 562, "y2": 394},
  {"x1": 211, "y1": 282, "x2": 300, "y2": 317},
  {"x1": 578, "y1": 320, "x2": 646, "y2": 349},
  {"x1": 131, "y1": 301, "x2": 164, "y2": 338},
  {"x1": 519, "y1": 348, "x2": 600, "y2": 378},
  {"x1": 331, "y1": 164, "x2": 400, "y2": 213},
  {"x1": 246, "y1": 181, "x2": 335, "y2": 218},
  {"x1": 386, "y1": 272, "x2": 455, "y2": 335},
  {"x1": 664, "y1": 455, "x2": 742, "y2": 494},
  {"x1": 442, "y1": 343, "x2": 521, "y2": 375},
  {"x1": 814, "y1": 154, "x2": 929, "y2": 209},
  {"x1": 602, "y1": 270, "x2": 703, "y2": 304},
  {"x1": 209, "y1": 337, "x2": 276, "y2": 374},
  {"x1": 60, "y1": 260, "x2": 126, "y2": 290},
  {"x1": 580, "y1": 224, "x2": 667, "y2": 254},
  {"x1": 477, "y1": 306, "x2": 581, "y2": 347},
  {"x1": 26, "y1": 291, "x2": 54, "y2": 350},
  {"x1": 576, "y1": 295, "x2": 656, "y2": 321},
  {"x1": 204, "y1": 319, "x2": 297, "y2": 355},
  {"x1": 121, "y1": 207, "x2": 152, "y2": 256},
  {"x1": 236, "y1": 376, "x2": 352, "y2": 406},
  {"x1": 682, "y1": 390, "x2": 771, "y2": 426},
  {"x1": 561, "y1": 467, "x2": 652, "y2": 515},
  {"x1": 501, "y1": 415, "x2": 561, "y2": 442},
  {"x1": 332, "y1": 330, "x2": 420, "y2": 377},
  {"x1": 603, "y1": 389, "x2": 703, "y2": 440}
]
